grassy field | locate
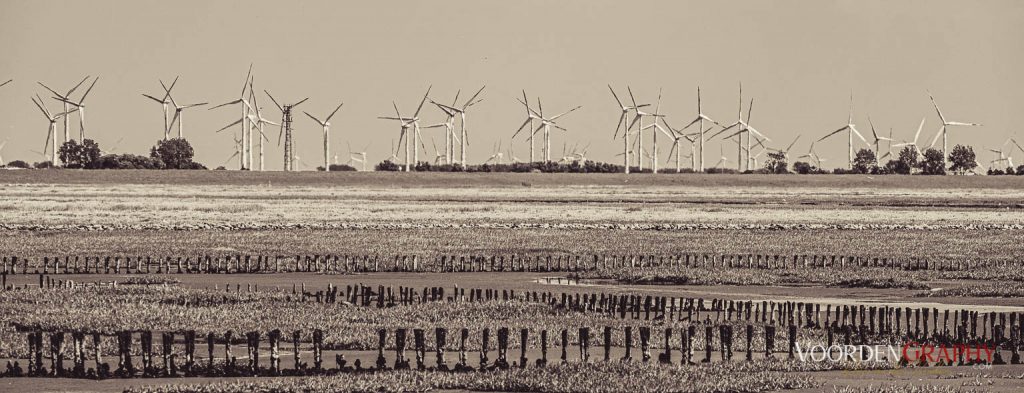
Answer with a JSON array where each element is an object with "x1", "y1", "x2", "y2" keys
[{"x1": 1, "y1": 171, "x2": 1022, "y2": 392}]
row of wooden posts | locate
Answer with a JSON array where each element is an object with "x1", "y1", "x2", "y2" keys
[
  {"x1": 1, "y1": 253, "x2": 1013, "y2": 275},
  {"x1": 10, "y1": 276, "x2": 1024, "y2": 348},
  {"x1": 307, "y1": 283, "x2": 1024, "y2": 346},
  {"x1": 8, "y1": 321, "x2": 1022, "y2": 379}
]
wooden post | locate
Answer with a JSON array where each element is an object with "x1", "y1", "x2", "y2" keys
[
  {"x1": 376, "y1": 328, "x2": 388, "y2": 370},
  {"x1": 436, "y1": 328, "x2": 448, "y2": 370},
  {"x1": 640, "y1": 326, "x2": 651, "y2": 362}
]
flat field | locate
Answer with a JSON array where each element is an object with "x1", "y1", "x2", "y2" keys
[{"x1": 0, "y1": 171, "x2": 1022, "y2": 392}]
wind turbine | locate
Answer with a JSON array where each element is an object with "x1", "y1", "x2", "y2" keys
[
  {"x1": 264, "y1": 90, "x2": 309, "y2": 172},
  {"x1": 865, "y1": 116, "x2": 893, "y2": 164},
  {"x1": 47, "y1": 77, "x2": 98, "y2": 142},
  {"x1": 624, "y1": 88, "x2": 662, "y2": 171},
  {"x1": 0, "y1": 79, "x2": 11, "y2": 89},
  {"x1": 663, "y1": 119, "x2": 699, "y2": 172},
  {"x1": 161, "y1": 83, "x2": 207, "y2": 140},
  {"x1": 608, "y1": 85, "x2": 650, "y2": 173},
  {"x1": 246, "y1": 81, "x2": 277, "y2": 171},
  {"x1": 142, "y1": 76, "x2": 179, "y2": 141},
  {"x1": 210, "y1": 67, "x2": 254, "y2": 168},
  {"x1": 639, "y1": 89, "x2": 674, "y2": 173},
  {"x1": 719, "y1": 96, "x2": 770, "y2": 172},
  {"x1": 347, "y1": 142, "x2": 370, "y2": 171},
  {"x1": 798, "y1": 141, "x2": 827, "y2": 169},
  {"x1": 512, "y1": 90, "x2": 540, "y2": 163},
  {"x1": 485, "y1": 140, "x2": 504, "y2": 164},
  {"x1": 426, "y1": 91, "x2": 461, "y2": 164},
  {"x1": 928, "y1": 91, "x2": 982, "y2": 168},
  {"x1": 769, "y1": 135, "x2": 802, "y2": 166},
  {"x1": 712, "y1": 144, "x2": 729, "y2": 169},
  {"x1": 523, "y1": 97, "x2": 582, "y2": 162},
  {"x1": 677, "y1": 87, "x2": 723, "y2": 172},
  {"x1": 31, "y1": 95, "x2": 77, "y2": 165},
  {"x1": 378, "y1": 87, "x2": 431, "y2": 171},
  {"x1": 37, "y1": 76, "x2": 89, "y2": 144},
  {"x1": 431, "y1": 86, "x2": 484, "y2": 166},
  {"x1": 0, "y1": 140, "x2": 7, "y2": 165},
  {"x1": 303, "y1": 102, "x2": 344, "y2": 172},
  {"x1": 817, "y1": 92, "x2": 868, "y2": 169},
  {"x1": 893, "y1": 117, "x2": 928, "y2": 156}
]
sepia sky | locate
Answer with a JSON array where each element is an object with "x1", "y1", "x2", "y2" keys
[{"x1": 1, "y1": 0, "x2": 1022, "y2": 170}]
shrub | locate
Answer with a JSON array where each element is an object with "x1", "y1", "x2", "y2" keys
[
  {"x1": 96, "y1": 154, "x2": 166, "y2": 169},
  {"x1": 321, "y1": 164, "x2": 357, "y2": 171},
  {"x1": 33, "y1": 161, "x2": 55, "y2": 169},
  {"x1": 375, "y1": 160, "x2": 402, "y2": 171},
  {"x1": 6, "y1": 160, "x2": 30, "y2": 169}
]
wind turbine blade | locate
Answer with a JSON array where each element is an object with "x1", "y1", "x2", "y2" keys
[
  {"x1": 613, "y1": 112, "x2": 626, "y2": 139},
  {"x1": 914, "y1": 117, "x2": 926, "y2": 143},
  {"x1": 512, "y1": 118, "x2": 532, "y2": 139},
  {"x1": 31, "y1": 97, "x2": 50, "y2": 118},
  {"x1": 208, "y1": 99, "x2": 241, "y2": 110},
  {"x1": 549, "y1": 105, "x2": 582, "y2": 120},
  {"x1": 292, "y1": 97, "x2": 309, "y2": 108},
  {"x1": 264, "y1": 90, "x2": 283, "y2": 111},
  {"x1": 928, "y1": 126, "x2": 942, "y2": 149},
  {"x1": 325, "y1": 102, "x2": 344, "y2": 122},
  {"x1": 241, "y1": 64, "x2": 253, "y2": 97},
  {"x1": 608, "y1": 85, "x2": 623, "y2": 108},
  {"x1": 627, "y1": 86, "x2": 638, "y2": 110},
  {"x1": 142, "y1": 94, "x2": 165, "y2": 104},
  {"x1": 303, "y1": 111, "x2": 323, "y2": 125},
  {"x1": 786, "y1": 135, "x2": 801, "y2": 152},
  {"x1": 37, "y1": 82, "x2": 65, "y2": 99},
  {"x1": 161, "y1": 76, "x2": 179, "y2": 101},
  {"x1": 927, "y1": 91, "x2": 946, "y2": 124},
  {"x1": 462, "y1": 85, "x2": 485, "y2": 111},
  {"x1": 65, "y1": 76, "x2": 90, "y2": 96},
  {"x1": 216, "y1": 118, "x2": 243, "y2": 133},
  {"x1": 0, "y1": 79, "x2": 11, "y2": 88},
  {"x1": 947, "y1": 121, "x2": 981, "y2": 127},
  {"x1": 818, "y1": 126, "x2": 847, "y2": 142},
  {"x1": 708, "y1": 122, "x2": 738, "y2": 139},
  {"x1": 79, "y1": 77, "x2": 99, "y2": 102},
  {"x1": 850, "y1": 125, "x2": 868, "y2": 144},
  {"x1": 414, "y1": 85, "x2": 432, "y2": 117},
  {"x1": 868, "y1": 116, "x2": 879, "y2": 141}
]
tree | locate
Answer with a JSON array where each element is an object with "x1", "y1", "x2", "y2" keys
[
  {"x1": 792, "y1": 161, "x2": 814, "y2": 174},
  {"x1": 375, "y1": 160, "x2": 401, "y2": 171},
  {"x1": 892, "y1": 146, "x2": 919, "y2": 175},
  {"x1": 58, "y1": 139, "x2": 102, "y2": 169},
  {"x1": 947, "y1": 144, "x2": 977, "y2": 175},
  {"x1": 150, "y1": 138, "x2": 204, "y2": 169},
  {"x1": 852, "y1": 149, "x2": 877, "y2": 174},
  {"x1": 764, "y1": 151, "x2": 788, "y2": 174},
  {"x1": 919, "y1": 148, "x2": 946, "y2": 175}
]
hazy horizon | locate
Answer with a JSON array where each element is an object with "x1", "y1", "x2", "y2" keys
[{"x1": 1, "y1": 0, "x2": 1021, "y2": 170}]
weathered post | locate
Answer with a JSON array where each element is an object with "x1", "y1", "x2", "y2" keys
[
  {"x1": 413, "y1": 328, "x2": 426, "y2": 370},
  {"x1": 481, "y1": 328, "x2": 491, "y2": 370},
  {"x1": 579, "y1": 327, "x2": 590, "y2": 363},
  {"x1": 376, "y1": 328, "x2": 388, "y2": 370},
  {"x1": 312, "y1": 329, "x2": 323, "y2": 371},
  {"x1": 435, "y1": 328, "x2": 448, "y2": 370},
  {"x1": 640, "y1": 326, "x2": 651, "y2": 362},
  {"x1": 519, "y1": 328, "x2": 528, "y2": 368},
  {"x1": 394, "y1": 328, "x2": 409, "y2": 369}
]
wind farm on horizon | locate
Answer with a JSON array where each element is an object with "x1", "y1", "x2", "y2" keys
[{"x1": 0, "y1": 70, "x2": 1017, "y2": 176}]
